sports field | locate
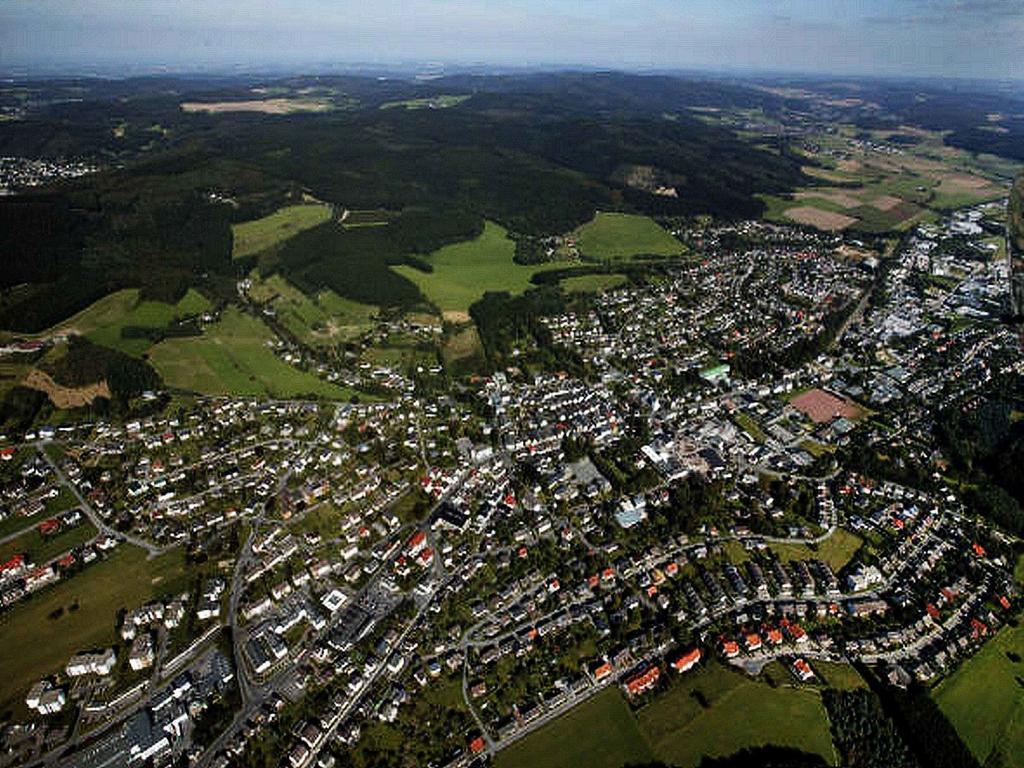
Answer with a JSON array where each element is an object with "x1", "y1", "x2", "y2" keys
[
  {"x1": 574, "y1": 212, "x2": 684, "y2": 261},
  {"x1": 149, "y1": 306, "x2": 354, "y2": 399},
  {"x1": 232, "y1": 203, "x2": 333, "y2": 259},
  {"x1": 494, "y1": 687, "x2": 653, "y2": 768},
  {"x1": 0, "y1": 544, "x2": 188, "y2": 717},
  {"x1": 392, "y1": 221, "x2": 564, "y2": 321},
  {"x1": 934, "y1": 620, "x2": 1024, "y2": 766}
]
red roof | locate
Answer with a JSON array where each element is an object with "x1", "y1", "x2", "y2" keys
[
  {"x1": 0, "y1": 554, "x2": 24, "y2": 572},
  {"x1": 671, "y1": 648, "x2": 701, "y2": 672},
  {"x1": 625, "y1": 666, "x2": 660, "y2": 696},
  {"x1": 972, "y1": 543, "x2": 987, "y2": 557},
  {"x1": 926, "y1": 603, "x2": 940, "y2": 620},
  {"x1": 469, "y1": 737, "x2": 485, "y2": 754}
]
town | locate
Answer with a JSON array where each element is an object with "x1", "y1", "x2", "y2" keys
[{"x1": 0, "y1": 192, "x2": 1020, "y2": 768}]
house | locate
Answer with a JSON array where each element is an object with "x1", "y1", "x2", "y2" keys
[
  {"x1": 720, "y1": 639, "x2": 740, "y2": 658},
  {"x1": 624, "y1": 665, "x2": 660, "y2": 698},
  {"x1": 129, "y1": 634, "x2": 155, "y2": 671},
  {"x1": 66, "y1": 648, "x2": 117, "y2": 677},
  {"x1": 791, "y1": 658, "x2": 815, "y2": 682},
  {"x1": 670, "y1": 647, "x2": 701, "y2": 674}
]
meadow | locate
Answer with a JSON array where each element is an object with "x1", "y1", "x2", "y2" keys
[
  {"x1": 392, "y1": 221, "x2": 565, "y2": 321},
  {"x1": 494, "y1": 687, "x2": 653, "y2": 768},
  {"x1": 497, "y1": 662, "x2": 836, "y2": 768},
  {"x1": 574, "y1": 212, "x2": 685, "y2": 262},
  {"x1": 560, "y1": 273, "x2": 628, "y2": 294},
  {"x1": 934, "y1": 620, "x2": 1024, "y2": 766},
  {"x1": 80, "y1": 288, "x2": 211, "y2": 356},
  {"x1": 248, "y1": 274, "x2": 376, "y2": 346},
  {"x1": 149, "y1": 306, "x2": 354, "y2": 399},
  {"x1": 0, "y1": 545, "x2": 188, "y2": 718},
  {"x1": 232, "y1": 203, "x2": 333, "y2": 260},
  {"x1": 636, "y1": 662, "x2": 836, "y2": 767}
]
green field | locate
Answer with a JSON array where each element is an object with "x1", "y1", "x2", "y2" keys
[
  {"x1": 82, "y1": 288, "x2": 211, "y2": 355},
  {"x1": 249, "y1": 274, "x2": 375, "y2": 345},
  {"x1": 574, "y1": 212, "x2": 684, "y2": 261},
  {"x1": 0, "y1": 545, "x2": 188, "y2": 717},
  {"x1": 392, "y1": 221, "x2": 564, "y2": 318},
  {"x1": 561, "y1": 273, "x2": 628, "y2": 294},
  {"x1": 637, "y1": 663, "x2": 836, "y2": 767},
  {"x1": 149, "y1": 306, "x2": 354, "y2": 399},
  {"x1": 380, "y1": 94, "x2": 469, "y2": 110},
  {"x1": 232, "y1": 203, "x2": 333, "y2": 259},
  {"x1": 934, "y1": 620, "x2": 1024, "y2": 766},
  {"x1": 494, "y1": 687, "x2": 653, "y2": 768},
  {"x1": 497, "y1": 663, "x2": 835, "y2": 768},
  {"x1": 769, "y1": 528, "x2": 863, "y2": 572}
]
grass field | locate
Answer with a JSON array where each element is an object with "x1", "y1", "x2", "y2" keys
[
  {"x1": 249, "y1": 274, "x2": 376, "y2": 345},
  {"x1": 769, "y1": 528, "x2": 863, "y2": 572},
  {"x1": 494, "y1": 687, "x2": 653, "y2": 768},
  {"x1": 392, "y1": 221, "x2": 564, "y2": 320},
  {"x1": 82, "y1": 288, "x2": 211, "y2": 356},
  {"x1": 561, "y1": 273, "x2": 628, "y2": 294},
  {"x1": 637, "y1": 663, "x2": 836, "y2": 767},
  {"x1": 149, "y1": 306, "x2": 354, "y2": 399},
  {"x1": 232, "y1": 203, "x2": 333, "y2": 260},
  {"x1": 574, "y1": 213, "x2": 684, "y2": 262},
  {"x1": 0, "y1": 544, "x2": 188, "y2": 717},
  {"x1": 380, "y1": 95, "x2": 469, "y2": 110},
  {"x1": 934, "y1": 620, "x2": 1024, "y2": 766},
  {"x1": 497, "y1": 663, "x2": 836, "y2": 768}
]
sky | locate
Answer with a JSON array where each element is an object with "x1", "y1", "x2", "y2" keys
[{"x1": 1, "y1": 0, "x2": 1022, "y2": 79}]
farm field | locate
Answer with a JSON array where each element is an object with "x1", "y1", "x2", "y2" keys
[
  {"x1": 560, "y1": 273, "x2": 628, "y2": 294},
  {"x1": 181, "y1": 98, "x2": 333, "y2": 115},
  {"x1": 0, "y1": 544, "x2": 188, "y2": 718},
  {"x1": 574, "y1": 212, "x2": 684, "y2": 261},
  {"x1": 232, "y1": 203, "x2": 333, "y2": 259},
  {"x1": 149, "y1": 306, "x2": 353, "y2": 399},
  {"x1": 769, "y1": 528, "x2": 863, "y2": 572},
  {"x1": 248, "y1": 274, "x2": 376, "y2": 345},
  {"x1": 757, "y1": 123, "x2": 1019, "y2": 233},
  {"x1": 637, "y1": 662, "x2": 836, "y2": 767},
  {"x1": 934, "y1": 620, "x2": 1024, "y2": 766},
  {"x1": 494, "y1": 687, "x2": 653, "y2": 768},
  {"x1": 392, "y1": 221, "x2": 565, "y2": 321}
]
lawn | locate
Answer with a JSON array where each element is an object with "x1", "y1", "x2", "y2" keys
[
  {"x1": 494, "y1": 687, "x2": 653, "y2": 768},
  {"x1": 637, "y1": 663, "x2": 836, "y2": 767},
  {"x1": 232, "y1": 203, "x2": 333, "y2": 260},
  {"x1": 561, "y1": 273, "x2": 628, "y2": 294},
  {"x1": 149, "y1": 306, "x2": 354, "y2": 399},
  {"x1": 392, "y1": 221, "x2": 565, "y2": 320},
  {"x1": 769, "y1": 528, "x2": 863, "y2": 572},
  {"x1": 934, "y1": 620, "x2": 1024, "y2": 766},
  {"x1": 0, "y1": 521, "x2": 98, "y2": 565},
  {"x1": 380, "y1": 95, "x2": 469, "y2": 110},
  {"x1": 574, "y1": 212, "x2": 684, "y2": 262},
  {"x1": 84, "y1": 288, "x2": 211, "y2": 355},
  {"x1": 0, "y1": 544, "x2": 188, "y2": 717}
]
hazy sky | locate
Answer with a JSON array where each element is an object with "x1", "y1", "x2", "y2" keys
[{"x1": 1, "y1": 0, "x2": 1022, "y2": 79}]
